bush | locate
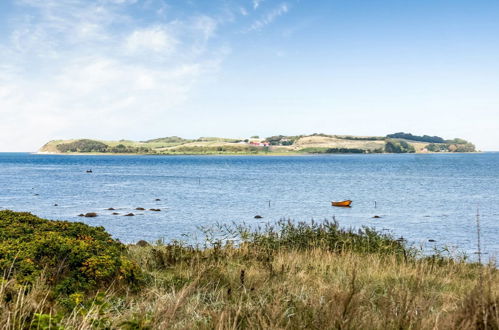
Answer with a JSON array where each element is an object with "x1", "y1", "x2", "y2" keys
[
  {"x1": 56, "y1": 140, "x2": 152, "y2": 154},
  {"x1": 109, "y1": 144, "x2": 151, "y2": 154},
  {"x1": 0, "y1": 211, "x2": 141, "y2": 295},
  {"x1": 265, "y1": 135, "x2": 300, "y2": 146},
  {"x1": 426, "y1": 143, "x2": 476, "y2": 153},
  {"x1": 56, "y1": 139, "x2": 109, "y2": 153},
  {"x1": 387, "y1": 132, "x2": 446, "y2": 143},
  {"x1": 385, "y1": 140, "x2": 416, "y2": 153}
]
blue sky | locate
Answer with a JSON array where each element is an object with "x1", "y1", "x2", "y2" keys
[{"x1": 0, "y1": 0, "x2": 498, "y2": 151}]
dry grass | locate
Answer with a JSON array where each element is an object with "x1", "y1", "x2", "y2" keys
[
  {"x1": 116, "y1": 245, "x2": 497, "y2": 329},
  {"x1": 292, "y1": 136, "x2": 386, "y2": 152},
  {"x1": 1, "y1": 221, "x2": 497, "y2": 329}
]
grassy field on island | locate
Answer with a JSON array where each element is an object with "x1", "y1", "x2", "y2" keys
[{"x1": 0, "y1": 210, "x2": 497, "y2": 329}]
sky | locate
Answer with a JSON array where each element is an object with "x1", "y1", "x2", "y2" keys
[{"x1": 0, "y1": 0, "x2": 498, "y2": 151}]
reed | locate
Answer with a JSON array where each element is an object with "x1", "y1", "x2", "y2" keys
[{"x1": 0, "y1": 217, "x2": 497, "y2": 329}]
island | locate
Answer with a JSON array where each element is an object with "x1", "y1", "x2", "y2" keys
[{"x1": 39, "y1": 132, "x2": 477, "y2": 155}]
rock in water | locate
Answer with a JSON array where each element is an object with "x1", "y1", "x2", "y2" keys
[
  {"x1": 84, "y1": 212, "x2": 97, "y2": 218},
  {"x1": 135, "y1": 207, "x2": 145, "y2": 211},
  {"x1": 254, "y1": 215, "x2": 263, "y2": 219},
  {"x1": 124, "y1": 213, "x2": 135, "y2": 216}
]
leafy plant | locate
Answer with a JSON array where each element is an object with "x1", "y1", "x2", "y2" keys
[
  {"x1": 387, "y1": 132, "x2": 446, "y2": 143},
  {"x1": 0, "y1": 210, "x2": 142, "y2": 296},
  {"x1": 385, "y1": 139, "x2": 416, "y2": 153},
  {"x1": 56, "y1": 139, "x2": 109, "y2": 153}
]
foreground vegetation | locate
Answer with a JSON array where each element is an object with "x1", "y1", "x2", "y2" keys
[
  {"x1": 39, "y1": 132, "x2": 476, "y2": 155},
  {"x1": 1, "y1": 210, "x2": 497, "y2": 329}
]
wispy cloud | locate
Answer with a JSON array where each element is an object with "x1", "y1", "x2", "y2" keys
[
  {"x1": 248, "y1": 3, "x2": 288, "y2": 32},
  {"x1": 0, "y1": 0, "x2": 226, "y2": 151},
  {"x1": 253, "y1": 0, "x2": 263, "y2": 10},
  {"x1": 240, "y1": 7, "x2": 249, "y2": 16}
]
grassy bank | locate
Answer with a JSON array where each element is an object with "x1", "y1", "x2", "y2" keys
[{"x1": 0, "y1": 211, "x2": 497, "y2": 329}]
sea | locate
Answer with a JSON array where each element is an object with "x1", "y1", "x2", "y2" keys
[{"x1": 1, "y1": 152, "x2": 498, "y2": 261}]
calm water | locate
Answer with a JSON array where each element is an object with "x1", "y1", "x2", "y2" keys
[{"x1": 0, "y1": 152, "x2": 498, "y2": 260}]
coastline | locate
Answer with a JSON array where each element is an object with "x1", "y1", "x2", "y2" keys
[{"x1": 33, "y1": 151, "x2": 482, "y2": 156}]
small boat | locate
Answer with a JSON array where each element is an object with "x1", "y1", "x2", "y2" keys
[{"x1": 331, "y1": 200, "x2": 352, "y2": 207}]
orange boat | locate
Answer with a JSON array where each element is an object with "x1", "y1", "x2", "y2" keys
[{"x1": 331, "y1": 200, "x2": 352, "y2": 207}]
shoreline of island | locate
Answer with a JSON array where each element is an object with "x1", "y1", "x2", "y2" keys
[{"x1": 38, "y1": 132, "x2": 478, "y2": 156}]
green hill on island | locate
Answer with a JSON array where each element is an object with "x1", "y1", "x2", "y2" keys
[{"x1": 39, "y1": 132, "x2": 476, "y2": 155}]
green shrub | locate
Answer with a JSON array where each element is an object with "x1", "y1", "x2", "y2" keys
[
  {"x1": 426, "y1": 142, "x2": 476, "y2": 153},
  {"x1": 56, "y1": 139, "x2": 152, "y2": 154},
  {"x1": 385, "y1": 139, "x2": 416, "y2": 153},
  {"x1": 0, "y1": 210, "x2": 141, "y2": 295},
  {"x1": 386, "y1": 132, "x2": 446, "y2": 143},
  {"x1": 265, "y1": 135, "x2": 301, "y2": 146},
  {"x1": 56, "y1": 139, "x2": 109, "y2": 153}
]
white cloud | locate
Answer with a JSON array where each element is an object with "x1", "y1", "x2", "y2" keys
[
  {"x1": 248, "y1": 3, "x2": 288, "y2": 32},
  {"x1": 0, "y1": 0, "x2": 226, "y2": 151},
  {"x1": 192, "y1": 15, "x2": 218, "y2": 41},
  {"x1": 125, "y1": 26, "x2": 177, "y2": 54}
]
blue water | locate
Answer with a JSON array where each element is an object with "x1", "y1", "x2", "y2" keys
[{"x1": 0, "y1": 152, "x2": 498, "y2": 260}]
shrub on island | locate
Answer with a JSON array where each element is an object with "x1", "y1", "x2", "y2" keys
[
  {"x1": 384, "y1": 139, "x2": 416, "y2": 153},
  {"x1": 56, "y1": 139, "x2": 109, "y2": 153}
]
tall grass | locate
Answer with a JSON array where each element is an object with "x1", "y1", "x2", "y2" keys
[{"x1": 1, "y1": 220, "x2": 497, "y2": 329}]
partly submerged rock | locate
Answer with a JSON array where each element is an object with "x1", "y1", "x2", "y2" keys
[
  {"x1": 84, "y1": 212, "x2": 98, "y2": 218},
  {"x1": 149, "y1": 208, "x2": 161, "y2": 212},
  {"x1": 112, "y1": 212, "x2": 120, "y2": 215},
  {"x1": 372, "y1": 215, "x2": 381, "y2": 219},
  {"x1": 107, "y1": 207, "x2": 115, "y2": 210},
  {"x1": 135, "y1": 207, "x2": 145, "y2": 211},
  {"x1": 254, "y1": 215, "x2": 263, "y2": 219},
  {"x1": 124, "y1": 213, "x2": 135, "y2": 216}
]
